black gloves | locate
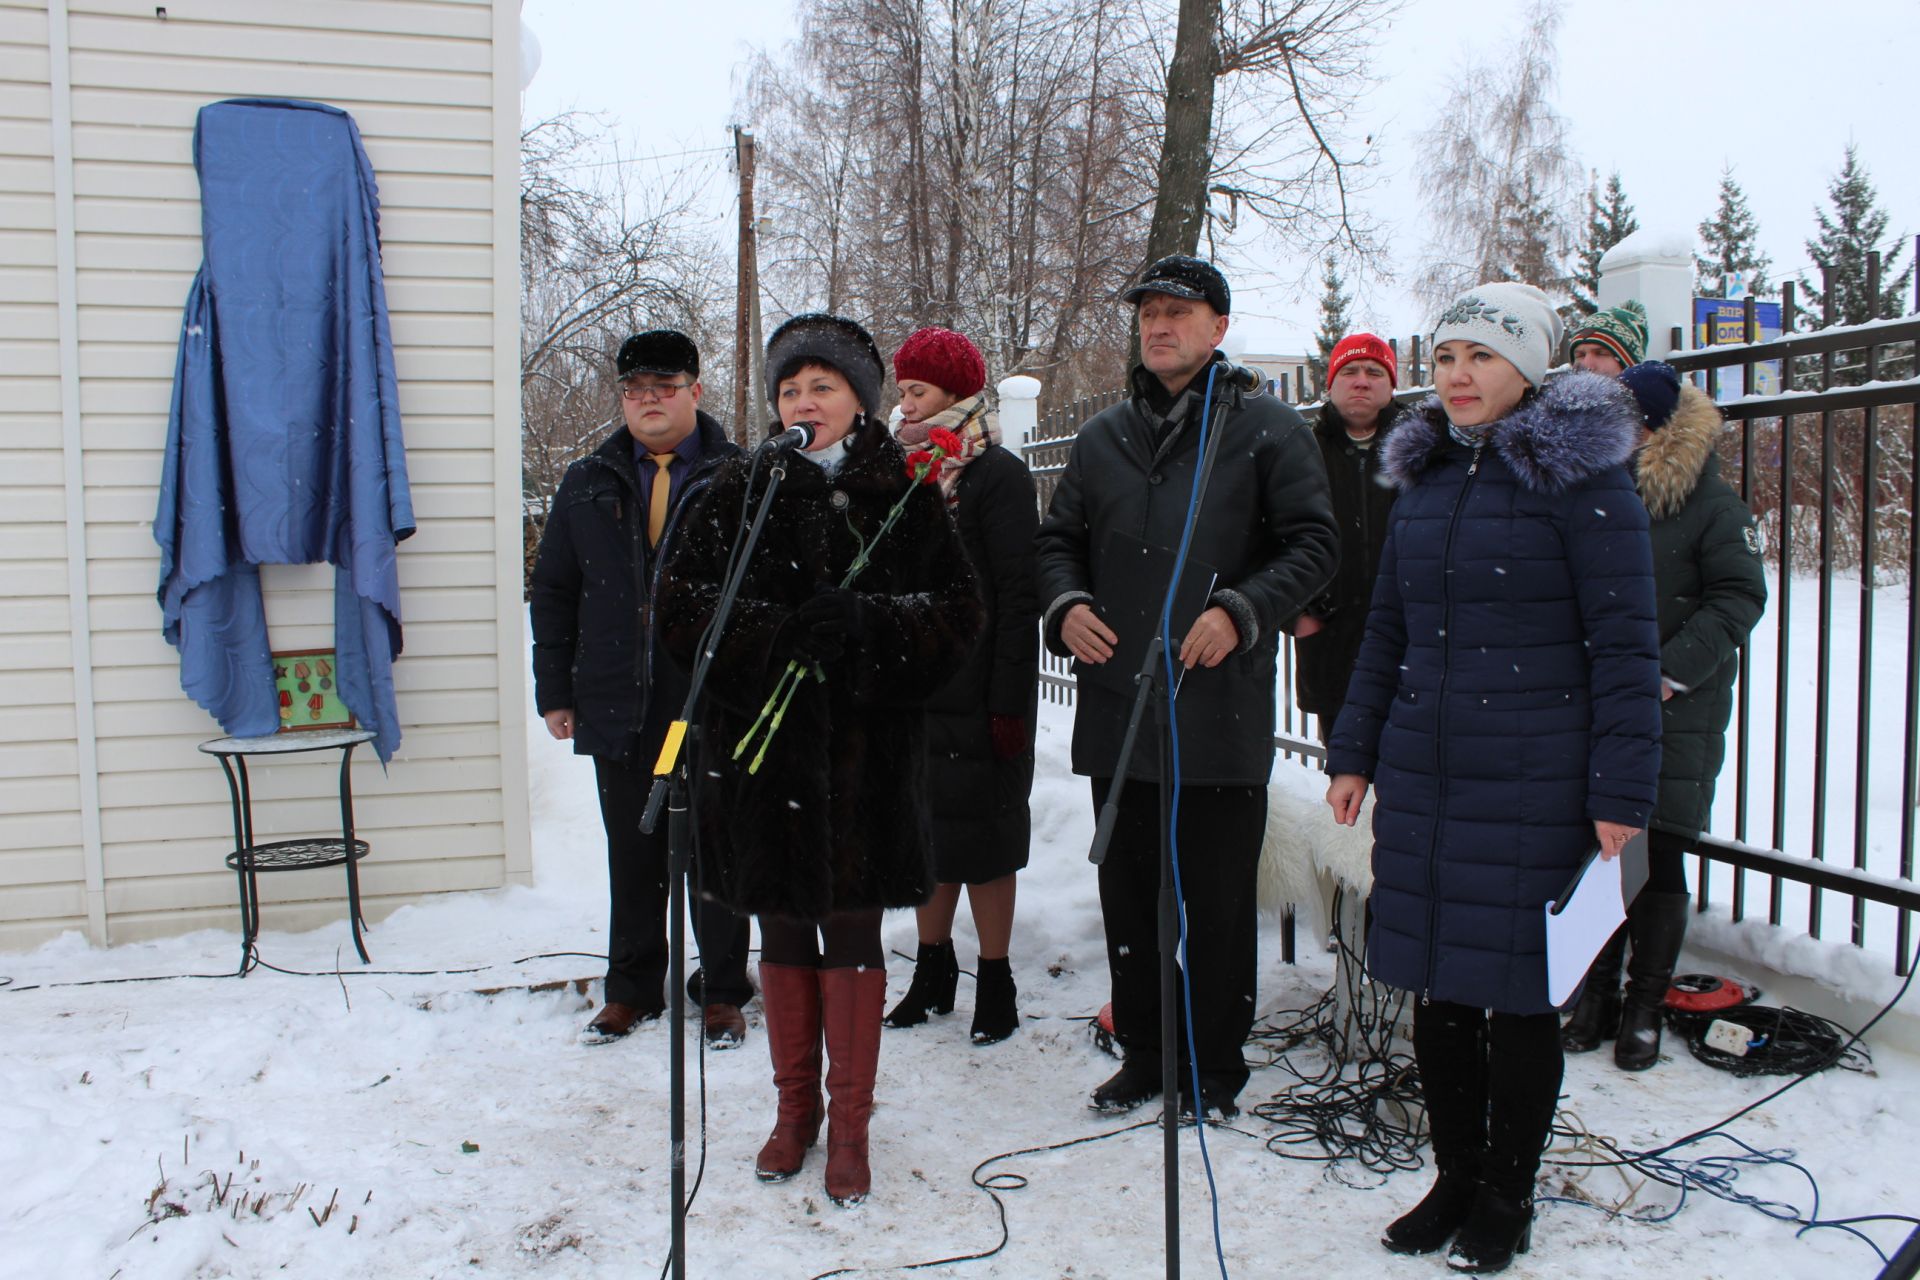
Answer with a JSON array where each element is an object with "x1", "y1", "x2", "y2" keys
[{"x1": 786, "y1": 589, "x2": 865, "y2": 665}]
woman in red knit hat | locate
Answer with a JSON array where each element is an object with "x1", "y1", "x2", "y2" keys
[{"x1": 884, "y1": 326, "x2": 1040, "y2": 1046}]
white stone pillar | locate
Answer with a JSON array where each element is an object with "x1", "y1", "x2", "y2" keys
[
  {"x1": 996, "y1": 374, "x2": 1041, "y2": 453},
  {"x1": 1598, "y1": 228, "x2": 1696, "y2": 359}
]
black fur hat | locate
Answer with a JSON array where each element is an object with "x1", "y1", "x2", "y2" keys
[
  {"x1": 764, "y1": 313, "x2": 887, "y2": 419},
  {"x1": 617, "y1": 329, "x2": 700, "y2": 379}
]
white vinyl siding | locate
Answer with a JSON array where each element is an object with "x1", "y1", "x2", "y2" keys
[
  {"x1": 0, "y1": 1, "x2": 88, "y2": 943},
  {"x1": 0, "y1": 0, "x2": 530, "y2": 950}
]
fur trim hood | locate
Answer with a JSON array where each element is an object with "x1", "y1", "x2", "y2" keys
[
  {"x1": 1381, "y1": 369, "x2": 1640, "y2": 495},
  {"x1": 1633, "y1": 383, "x2": 1722, "y2": 520}
]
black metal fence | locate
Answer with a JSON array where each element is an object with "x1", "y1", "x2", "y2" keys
[
  {"x1": 1024, "y1": 303, "x2": 1920, "y2": 975},
  {"x1": 1667, "y1": 299, "x2": 1920, "y2": 975}
]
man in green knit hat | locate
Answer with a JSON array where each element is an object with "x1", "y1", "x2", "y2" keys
[{"x1": 1569, "y1": 299, "x2": 1649, "y2": 375}]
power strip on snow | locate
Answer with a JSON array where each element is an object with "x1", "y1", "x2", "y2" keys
[{"x1": 1704, "y1": 1018, "x2": 1757, "y2": 1057}]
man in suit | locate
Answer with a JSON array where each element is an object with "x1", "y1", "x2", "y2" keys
[{"x1": 529, "y1": 330, "x2": 753, "y2": 1046}]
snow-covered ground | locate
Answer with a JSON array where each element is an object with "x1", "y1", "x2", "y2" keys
[{"x1": 3, "y1": 687, "x2": 1917, "y2": 1277}]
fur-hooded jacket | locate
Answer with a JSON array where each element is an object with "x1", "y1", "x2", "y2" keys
[
  {"x1": 1327, "y1": 370, "x2": 1664, "y2": 1013},
  {"x1": 1631, "y1": 383, "x2": 1768, "y2": 840},
  {"x1": 657, "y1": 423, "x2": 983, "y2": 919}
]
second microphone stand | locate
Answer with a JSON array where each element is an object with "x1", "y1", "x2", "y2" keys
[
  {"x1": 640, "y1": 449, "x2": 793, "y2": 1280},
  {"x1": 1086, "y1": 372, "x2": 1238, "y2": 1280}
]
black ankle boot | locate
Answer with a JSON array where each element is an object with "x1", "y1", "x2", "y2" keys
[
  {"x1": 1089, "y1": 1055, "x2": 1162, "y2": 1113},
  {"x1": 969, "y1": 956, "x2": 1019, "y2": 1044},
  {"x1": 1445, "y1": 1185, "x2": 1532, "y2": 1273},
  {"x1": 1382, "y1": 1156, "x2": 1480, "y2": 1255},
  {"x1": 883, "y1": 939, "x2": 957, "y2": 1029},
  {"x1": 1616, "y1": 891, "x2": 1690, "y2": 1072},
  {"x1": 1560, "y1": 927, "x2": 1626, "y2": 1053}
]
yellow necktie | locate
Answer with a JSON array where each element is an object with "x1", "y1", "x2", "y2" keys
[{"x1": 647, "y1": 453, "x2": 674, "y2": 546}]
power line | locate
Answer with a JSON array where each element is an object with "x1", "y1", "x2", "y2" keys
[{"x1": 543, "y1": 144, "x2": 733, "y2": 174}]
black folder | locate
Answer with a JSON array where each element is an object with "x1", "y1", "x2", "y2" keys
[{"x1": 1549, "y1": 829, "x2": 1651, "y2": 917}]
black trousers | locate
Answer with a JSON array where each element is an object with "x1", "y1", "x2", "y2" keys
[
  {"x1": 593, "y1": 752, "x2": 753, "y2": 1010},
  {"x1": 1091, "y1": 777, "x2": 1266, "y2": 1095}
]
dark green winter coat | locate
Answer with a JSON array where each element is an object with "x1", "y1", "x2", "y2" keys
[{"x1": 1635, "y1": 383, "x2": 1768, "y2": 840}]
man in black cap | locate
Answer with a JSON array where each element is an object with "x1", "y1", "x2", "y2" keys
[
  {"x1": 1036, "y1": 256, "x2": 1337, "y2": 1117},
  {"x1": 529, "y1": 330, "x2": 754, "y2": 1046}
]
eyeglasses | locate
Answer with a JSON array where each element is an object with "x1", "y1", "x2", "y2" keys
[{"x1": 620, "y1": 378, "x2": 692, "y2": 402}]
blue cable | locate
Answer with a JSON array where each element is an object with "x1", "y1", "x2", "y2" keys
[
  {"x1": 1539, "y1": 1130, "x2": 1909, "y2": 1262},
  {"x1": 1158, "y1": 361, "x2": 1229, "y2": 1280}
]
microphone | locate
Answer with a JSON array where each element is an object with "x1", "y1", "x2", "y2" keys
[
  {"x1": 1213, "y1": 362, "x2": 1267, "y2": 395},
  {"x1": 759, "y1": 421, "x2": 819, "y2": 452}
]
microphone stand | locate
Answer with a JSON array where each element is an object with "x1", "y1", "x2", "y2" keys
[
  {"x1": 1085, "y1": 374, "x2": 1239, "y2": 1280},
  {"x1": 640, "y1": 450, "x2": 792, "y2": 1280}
]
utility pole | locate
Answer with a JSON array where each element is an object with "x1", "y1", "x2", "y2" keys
[
  {"x1": 732, "y1": 126, "x2": 758, "y2": 449},
  {"x1": 749, "y1": 216, "x2": 765, "y2": 429}
]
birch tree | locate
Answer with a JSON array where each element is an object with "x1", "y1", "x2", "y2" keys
[{"x1": 1412, "y1": 0, "x2": 1579, "y2": 316}]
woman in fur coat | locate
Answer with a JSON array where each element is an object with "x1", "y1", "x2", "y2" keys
[
  {"x1": 1559, "y1": 359, "x2": 1767, "y2": 1071},
  {"x1": 1325, "y1": 282, "x2": 1662, "y2": 1273},
  {"x1": 658, "y1": 313, "x2": 982, "y2": 1207},
  {"x1": 881, "y1": 326, "x2": 1039, "y2": 1047}
]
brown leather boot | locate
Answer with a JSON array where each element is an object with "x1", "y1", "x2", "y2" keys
[
  {"x1": 820, "y1": 964, "x2": 886, "y2": 1206},
  {"x1": 754, "y1": 963, "x2": 823, "y2": 1182}
]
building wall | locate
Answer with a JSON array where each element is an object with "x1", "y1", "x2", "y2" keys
[
  {"x1": 1241, "y1": 351, "x2": 1316, "y2": 402},
  {"x1": 0, "y1": 0, "x2": 531, "y2": 950}
]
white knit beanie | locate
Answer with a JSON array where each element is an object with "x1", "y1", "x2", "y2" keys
[{"x1": 1430, "y1": 282, "x2": 1564, "y2": 388}]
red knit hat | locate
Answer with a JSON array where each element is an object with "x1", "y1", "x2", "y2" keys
[
  {"x1": 1327, "y1": 332, "x2": 1397, "y2": 387},
  {"x1": 892, "y1": 326, "x2": 987, "y2": 400}
]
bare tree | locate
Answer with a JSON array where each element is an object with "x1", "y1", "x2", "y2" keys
[
  {"x1": 745, "y1": 0, "x2": 1395, "y2": 406},
  {"x1": 1411, "y1": 0, "x2": 1579, "y2": 317},
  {"x1": 519, "y1": 114, "x2": 731, "y2": 587},
  {"x1": 1142, "y1": 0, "x2": 1218, "y2": 264},
  {"x1": 1150, "y1": 0, "x2": 1399, "y2": 266},
  {"x1": 746, "y1": 0, "x2": 1157, "y2": 404},
  {"x1": 520, "y1": 115, "x2": 727, "y2": 523}
]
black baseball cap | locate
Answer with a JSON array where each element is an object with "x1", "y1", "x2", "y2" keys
[
  {"x1": 616, "y1": 329, "x2": 700, "y2": 379},
  {"x1": 1122, "y1": 255, "x2": 1231, "y2": 315}
]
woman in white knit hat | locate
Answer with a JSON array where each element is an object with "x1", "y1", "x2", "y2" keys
[{"x1": 1325, "y1": 282, "x2": 1663, "y2": 1272}]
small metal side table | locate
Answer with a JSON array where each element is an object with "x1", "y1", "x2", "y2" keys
[{"x1": 199, "y1": 728, "x2": 377, "y2": 974}]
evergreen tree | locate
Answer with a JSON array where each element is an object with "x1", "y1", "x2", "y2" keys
[
  {"x1": 1306, "y1": 254, "x2": 1352, "y2": 395},
  {"x1": 1798, "y1": 144, "x2": 1913, "y2": 328},
  {"x1": 1569, "y1": 170, "x2": 1639, "y2": 316},
  {"x1": 1695, "y1": 166, "x2": 1772, "y2": 299},
  {"x1": 1499, "y1": 169, "x2": 1572, "y2": 307}
]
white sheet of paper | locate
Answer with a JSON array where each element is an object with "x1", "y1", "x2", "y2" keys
[{"x1": 1544, "y1": 854, "x2": 1628, "y2": 1006}]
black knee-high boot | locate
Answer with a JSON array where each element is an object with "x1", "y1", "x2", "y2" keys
[
  {"x1": 1447, "y1": 1012, "x2": 1561, "y2": 1274},
  {"x1": 1383, "y1": 1001, "x2": 1487, "y2": 1255}
]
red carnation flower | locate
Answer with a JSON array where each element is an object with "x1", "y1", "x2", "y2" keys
[
  {"x1": 905, "y1": 449, "x2": 944, "y2": 485},
  {"x1": 926, "y1": 427, "x2": 964, "y2": 456}
]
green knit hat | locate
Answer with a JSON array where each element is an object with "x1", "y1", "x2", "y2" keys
[{"x1": 1569, "y1": 300, "x2": 1648, "y2": 367}]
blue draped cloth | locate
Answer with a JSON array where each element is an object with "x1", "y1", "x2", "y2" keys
[{"x1": 154, "y1": 99, "x2": 414, "y2": 762}]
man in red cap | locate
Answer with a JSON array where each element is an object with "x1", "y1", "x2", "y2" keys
[{"x1": 1294, "y1": 333, "x2": 1406, "y2": 742}]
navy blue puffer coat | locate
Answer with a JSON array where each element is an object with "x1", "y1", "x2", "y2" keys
[{"x1": 1327, "y1": 372, "x2": 1663, "y2": 1014}]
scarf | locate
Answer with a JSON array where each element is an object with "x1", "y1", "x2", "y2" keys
[
  {"x1": 895, "y1": 395, "x2": 998, "y2": 504},
  {"x1": 1446, "y1": 421, "x2": 1492, "y2": 449},
  {"x1": 799, "y1": 433, "x2": 856, "y2": 476}
]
